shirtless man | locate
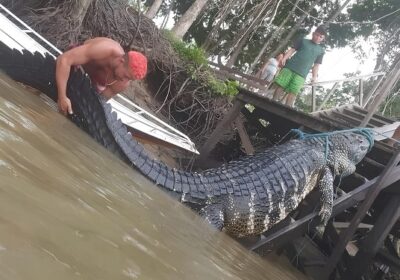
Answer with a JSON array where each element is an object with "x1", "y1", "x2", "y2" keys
[{"x1": 56, "y1": 37, "x2": 147, "y2": 115}]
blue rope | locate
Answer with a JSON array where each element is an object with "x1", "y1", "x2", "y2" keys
[{"x1": 290, "y1": 128, "x2": 375, "y2": 161}]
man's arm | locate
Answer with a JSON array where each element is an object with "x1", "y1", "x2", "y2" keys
[
  {"x1": 281, "y1": 38, "x2": 302, "y2": 67},
  {"x1": 280, "y1": 48, "x2": 296, "y2": 67},
  {"x1": 55, "y1": 41, "x2": 121, "y2": 114},
  {"x1": 311, "y1": 63, "x2": 321, "y2": 83}
]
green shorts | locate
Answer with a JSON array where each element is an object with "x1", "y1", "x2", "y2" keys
[{"x1": 274, "y1": 68, "x2": 305, "y2": 95}]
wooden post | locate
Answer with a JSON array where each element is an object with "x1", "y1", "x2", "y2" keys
[
  {"x1": 361, "y1": 58, "x2": 400, "y2": 127},
  {"x1": 316, "y1": 82, "x2": 339, "y2": 111},
  {"x1": 311, "y1": 85, "x2": 316, "y2": 112},
  {"x1": 321, "y1": 148, "x2": 400, "y2": 279},
  {"x1": 362, "y1": 75, "x2": 384, "y2": 108},
  {"x1": 344, "y1": 194, "x2": 400, "y2": 279},
  {"x1": 359, "y1": 79, "x2": 363, "y2": 106},
  {"x1": 197, "y1": 99, "x2": 245, "y2": 163},
  {"x1": 234, "y1": 115, "x2": 255, "y2": 155}
]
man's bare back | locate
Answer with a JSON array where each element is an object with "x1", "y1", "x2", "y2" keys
[{"x1": 55, "y1": 37, "x2": 147, "y2": 115}]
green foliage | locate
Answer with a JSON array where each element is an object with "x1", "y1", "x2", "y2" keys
[
  {"x1": 163, "y1": 30, "x2": 238, "y2": 96},
  {"x1": 379, "y1": 81, "x2": 400, "y2": 119}
]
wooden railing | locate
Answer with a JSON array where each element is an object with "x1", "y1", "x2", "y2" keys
[
  {"x1": 208, "y1": 61, "x2": 385, "y2": 112},
  {"x1": 208, "y1": 61, "x2": 269, "y2": 91},
  {"x1": 307, "y1": 72, "x2": 385, "y2": 112}
]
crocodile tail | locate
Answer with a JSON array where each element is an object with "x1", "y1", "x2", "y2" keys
[{"x1": 0, "y1": 43, "x2": 211, "y2": 201}]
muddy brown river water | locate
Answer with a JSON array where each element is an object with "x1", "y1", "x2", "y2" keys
[{"x1": 0, "y1": 73, "x2": 306, "y2": 280}]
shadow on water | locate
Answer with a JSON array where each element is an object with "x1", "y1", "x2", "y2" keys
[{"x1": 0, "y1": 73, "x2": 306, "y2": 280}]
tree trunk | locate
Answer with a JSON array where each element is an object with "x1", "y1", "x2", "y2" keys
[
  {"x1": 202, "y1": 0, "x2": 240, "y2": 51},
  {"x1": 269, "y1": 0, "x2": 321, "y2": 59},
  {"x1": 225, "y1": 0, "x2": 274, "y2": 68},
  {"x1": 145, "y1": 0, "x2": 163, "y2": 19},
  {"x1": 225, "y1": 36, "x2": 249, "y2": 68},
  {"x1": 374, "y1": 28, "x2": 400, "y2": 72},
  {"x1": 171, "y1": 0, "x2": 209, "y2": 39},
  {"x1": 325, "y1": 0, "x2": 351, "y2": 23},
  {"x1": 248, "y1": 0, "x2": 301, "y2": 74}
]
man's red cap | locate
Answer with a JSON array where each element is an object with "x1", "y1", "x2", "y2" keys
[{"x1": 128, "y1": 51, "x2": 147, "y2": 80}]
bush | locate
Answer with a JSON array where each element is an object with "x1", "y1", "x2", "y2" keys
[{"x1": 163, "y1": 30, "x2": 238, "y2": 96}]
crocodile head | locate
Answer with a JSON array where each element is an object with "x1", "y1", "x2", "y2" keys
[{"x1": 327, "y1": 131, "x2": 371, "y2": 177}]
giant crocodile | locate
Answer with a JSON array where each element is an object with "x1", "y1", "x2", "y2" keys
[{"x1": 0, "y1": 45, "x2": 373, "y2": 237}]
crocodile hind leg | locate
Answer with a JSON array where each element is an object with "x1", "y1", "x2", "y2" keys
[
  {"x1": 199, "y1": 204, "x2": 224, "y2": 231},
  {"x1": 316, "y1": 166, "x2": 334, "y2": 232}
]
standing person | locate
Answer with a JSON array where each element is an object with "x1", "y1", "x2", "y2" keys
[
  {"x1": 272, "y1": 25, "x2": 327, "y2": 107},
  {"x1": 56, "y1": 37, "x2": 148, "y2": 115},
  {"x1": 257, "y1": 53, "x2": 284, "y2": 83}
]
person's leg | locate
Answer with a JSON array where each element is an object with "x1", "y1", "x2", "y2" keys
[
  {"x1": 285, "y1": 93, "x2": 296, "y2": 107},
  {"x1": 285, "y1": 72, "x2": 305, "y2": 108},
  {"x1": 272, "y1": 68, "x2": 292, "y2": 102},
  {"x1": 273, "y1": 86, "x2": 285, "y2": 101}
]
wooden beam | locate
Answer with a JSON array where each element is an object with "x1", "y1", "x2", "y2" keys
[
  {"x1": 361, "y1": 58, "x2": 400, "y2": 127},
  {"x1": 236, "y1": 89, "x2": 337, "y2": 132},
  {"x1": 197, "y1": 99, "x2": 245, "y2": 163},
  {"x1": 208, "y1": 61, "x2": 268, "y2": 84},
  {"x1": 213, "y1": 69, "x2": 269, "y2": 90},
  {"x1": 312, "y1": 86, "x2": 316, "y2": 112},
  {"x1": 342, "y1": 108, "x2": 386, "y2": 127},
  {"x1": 316, "y1": 82, "x2": 339, "y2": 111},
  {"x1": 358, "y1": 79, "x2": 363, "y2": 106},
  {"x1": 344, "y1": 195, "x2": 400, "y2": 279},
  {"x1": 234, "y1": 115, "x2": 255, "y2": 155},
  {"x1": 353, "y1": 106, "x2": 396, "y2": 123},
  {"x1": 321, "y1": 149, "x2": 400, "y2": 279},
  {"x1": 362, "y1": 75, "x2": 384, "y2": 108}
]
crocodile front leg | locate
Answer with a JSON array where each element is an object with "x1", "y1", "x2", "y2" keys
[
  {"x1": 318, "y1": 166, "x2": 334, "y2": 226},
  {"x1": 199, "y1": 204, "x2": 224, "y2": 231}
]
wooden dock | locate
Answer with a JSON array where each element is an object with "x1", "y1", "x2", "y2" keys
[{"x1": 196, "y1": 87, "x2": 400, "y2": 280}]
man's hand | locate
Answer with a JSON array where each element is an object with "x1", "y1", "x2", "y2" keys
[
  {"x1": 311, "y1": 76, "x2": 318, "y2": 84},
  {"x1": 280, "y1": 58, "x2": 287, "y2": 67},
  {"x1": 57, "y1": 96, "x2": 73, "y2": 115}
]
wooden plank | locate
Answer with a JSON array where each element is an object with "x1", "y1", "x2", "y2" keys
[
  {"x1": 318, "y1": 114, "x2": 351, "y2": 129},
  {"x1": 361, "y1": 60, "x2": 400, "y2": 126},
  {"x1": 342, "y1": 108, "x2": 386, "y2": 127},
  {"x1": 316, "y1": 82, "x2": 340, "y2": 111},
  {"x1": 312, "y1": 86, "x2": 316, "y2": 112},
  {"x1": 213, "y1": 69, "x2": 268, "y2": 90},
  {"x1": 234, "y1": 115, "x2": 255, "y2": 155},
  {"x1": 353, "y1": 106, "x2": 396, "y2": 123},
  {"x1": 303, "y1": 72, "x2": 385, "y2": 87},
  {"x1": 363, "y1": 157, "x2": 386, "y2": 170},
  {"x1": 330, "y1": 111, "x2": 363, "y2": 127},
  {"x1": 208, "y1": 61, "x2": 268, "y2": 84},
  {"x1": 377, "y1": 248, "x2": 400, "y2": 270},
  {"x1": 321, "y1": 149, "x2": 400, "y2": 279},
  {"x1": 362, "y1": 75, "x2": 384, "y2": 108},
  {"x1": 236, "y1": 90, "x2": 337, "y2": 133},
  {"x1": 197, "y1": 99, "x2": 245, "y2": 163},
  {"x1": 359, "y1": 79, "x2": 363, "y2": 106},
  {"x1": 344, "y1": 195, "x2": 400, "y2": 279}
]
